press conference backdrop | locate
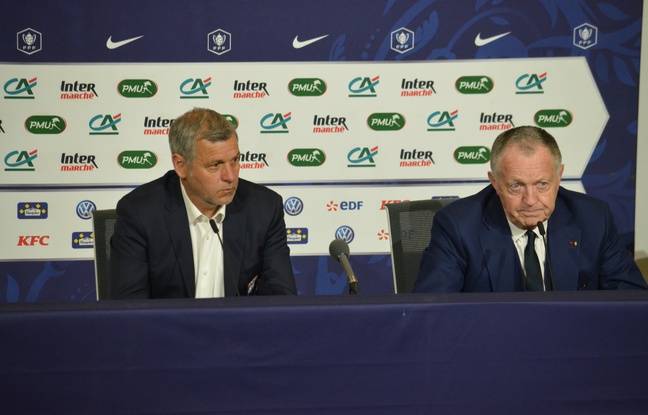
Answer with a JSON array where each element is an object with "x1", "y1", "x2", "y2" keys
[{"x1": 0, "y1": 0, "x2": 642, "y2": 302}]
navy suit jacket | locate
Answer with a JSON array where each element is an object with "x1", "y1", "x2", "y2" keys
[
  {"x1": 414, "y1": 185, "x2": 646, "y2": 292},
  {"x1": 110, "y1": 170, "x2": 296, "y2": 298}
]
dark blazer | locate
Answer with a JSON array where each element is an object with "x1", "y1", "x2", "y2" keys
[
  {"x1": 110, "y1": 170, "x2": 296, "y2": 298},
  {"x1": 414, "y1": 185, "x2": 646, "y2": 292}
]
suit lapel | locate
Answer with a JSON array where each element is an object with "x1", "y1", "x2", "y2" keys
[
  {"x1": 165, "y1": 173, "x2": 196, "y2": 297},
  {"x1": 479, "y1": 189, "x2": 523, "y2": 291},
  {"x1": 547, "y1": 193, "x2": 581, "y2": 290},
  {"x1": 223, "y1": 183, "x2": 247, "y2": 296}
]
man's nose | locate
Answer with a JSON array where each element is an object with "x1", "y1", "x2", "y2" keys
[
  {"x1": 221, "y1": 162, "x2": 237, "y2": 182},
  {"x1": 522, "y1": 185, "x2": 538, "y2": 205}
]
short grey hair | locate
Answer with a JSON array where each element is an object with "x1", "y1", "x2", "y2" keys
[
  {"x1": 168, "y1": 108, "x2": 237, "y2": 162},
  {"x1": 490, "y1": 126, "x2": 562, "y2": 176}
]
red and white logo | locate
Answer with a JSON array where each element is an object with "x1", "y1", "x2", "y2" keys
[{"x1": 17, "y1": 235, "x2": 49, "y2": 246}]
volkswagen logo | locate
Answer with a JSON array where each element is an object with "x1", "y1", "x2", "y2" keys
[
  {"x1": 76, "y1": 200, "x2": 96, "y2": 220},
  {"x1": 284, "y1": 196, "x2": 304, "y2": 216},
  {"x1": 335, "y1": 225, "x2": 355, "y2": 244}
]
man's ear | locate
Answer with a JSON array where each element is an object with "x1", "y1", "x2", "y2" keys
[
  {"x1": 172, "y1": 153, "x2": 187, "y2": 179},
  {"x1": 488, "y1": 171, "x2": 496, "y2": 187}
]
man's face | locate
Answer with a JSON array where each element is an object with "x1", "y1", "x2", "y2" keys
[
  {"x1": 172, "y1": 135, "x2": 240, "y2": 216},
  {"x1": 488, "y1": 144, "x2": 563, "y2": 230}
]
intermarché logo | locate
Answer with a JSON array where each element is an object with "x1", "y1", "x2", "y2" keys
[
  {"x1": 454, "y1": 146, "x2": 490, "y2": 164},
  {"x1": 25, "y1": 115, "x2": 66, "y2": 134},
  {"x1": 367, "y1": 113, "x2": 405, "y2": 131},
  {"x1": 287, "y1": 148, "x2": 326, "y2": 166},
  {"x1": 534, "y1": 109, "x2": 572, "y2": 127},
  {"x1": 455, "y1": 76, "x2": 493, "y2": 94},
  {"x1": 118, "y1": 79, "x2": 158, "y2": 98},
  {"x1": 289, "y1": 78, "x2": 326, "y2": 96},
  {"x1": 118, "y1": 151, "x2": 157, "y2": 168}
]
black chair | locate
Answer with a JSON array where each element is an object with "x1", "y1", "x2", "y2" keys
[
  {"x1": 385, "y1": 199, "x2": 456, "y2": 293},
  {"x1": 92, "y1": 209, "x2": 117, "y2": 300}
]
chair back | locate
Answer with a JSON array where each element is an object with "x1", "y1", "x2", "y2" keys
[
  {"x1": 92, "y1": 209, "x2": 117, "y2": 300},
  {"x1": 385, "y1": 199, "x2": 456, "y2": 293}
]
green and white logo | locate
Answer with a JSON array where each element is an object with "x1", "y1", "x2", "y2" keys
[
  {"x1": 289, "y1": 78, "x2": 326, "y2": 96},
  {"x1": 25, "y1": 115, "x2": 66, "y2": 134},
  {"x1": 367, "y1": 113, "x2": 405, "y2": 131},
  {"x1": 534, "y1": 109, "x2": 572, "y2": 127},
  {"x1": 455, "y1": 76, "x2": 493, "y2": 94},
  {"x1": 454, "y1": 146, "x2": 491, "y2": 164},
  {"x1": 118, "y1": 79, "x2": 158, "y2": 98},
  {"x1": 118, "y1": 151, "x2": 157, "y2": 168},
  {"x1": 223, "y1": 114, "x2": 239, "y2": 129},
  {"x1": 287, "y1": 148, "x2": 326, "y2": 166}
]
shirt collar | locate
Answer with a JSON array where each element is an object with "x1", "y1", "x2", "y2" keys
[
  {"x1": 506, "y1": 218, "x2": 548, "y2": 243},
  {"x1": 179, "y1": 180, "x2": 227, "y2": 225}
]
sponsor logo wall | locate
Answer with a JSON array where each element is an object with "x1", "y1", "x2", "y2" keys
[
  {"x1": 1, "y1": 59, "x2": 601, "y2": 259},
  {"x1": 0, "y1": 0, "x2": 641, "y2": 300}
]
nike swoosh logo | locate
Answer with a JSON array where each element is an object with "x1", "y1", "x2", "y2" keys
[
  {"x1": 292, "y1": 34, "x2": 329, "y2": 49},
  {"x1": 106, "y1": 35, "x2": 144, "y2": 50},
  {"x1": 474, "y1": 31, "x2": 511, "y2": 47}
]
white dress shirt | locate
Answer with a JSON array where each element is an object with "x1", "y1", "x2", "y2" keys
[
  {"x1": 180, "y1": 182, "x2": 226, "y2": 298},
  {"x1": 508, "y1": 219, "x2": 548, "y2": 291}
]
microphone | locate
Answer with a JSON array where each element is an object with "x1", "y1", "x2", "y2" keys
[
  {"x1": 329, "y1": 239, "x2": 359, "y2": 295},
  {"x1": 536, "y1": 221, "x2": 554, "y2": 291},
  {"x1": 209, "y1": 218, "x2": 224, "y2": 249}
]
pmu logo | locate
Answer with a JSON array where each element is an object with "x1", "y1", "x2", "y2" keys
[
  {"x1": 401, "y1": 78, "x2": 436, "y2": 97},
  {"x1": 367, "y1": 113, "x2": 405, "y2": 131},
  {"x1": 427, "y1": 110, "x2": 458, "y2": 131},
  {"x1": 534, "y1": 109, "x2": 572, "y2": 128},
  {"x1": 455, "y1": 76, "x2": 493, "y2": 94},
  {"x1": 144, "y1": 116, "x2": 174, "y2": 135},
  {"x1": 347, "y1": 146, "x2": 378, "y2": 168},
  {"x1": 17, "y1": 235, "x2": 49, "y2": 246},
  {"x1": 118, "y1": 151, "x2": 157, "y2": 169},
  {"x1": 223, "y1": 114, "x2": 239, "y2": 128},
  {"x1": 335, "y1": 225, "x2": 355, "y2": 244},
  {"x1": 17, "y1": 202, "x2": 48, "y2": 219},
  {"x1": 233, "y1": 80, "x2": 269, "y2": 99},
  {"x1": 284, "y1": 197, "x2": 304, "y2": 216},
  {"x1": 4, "y1": 149, "x2": 37, "y2": 171},
  {"x1": 326, "y1": 200, "x2": 364, "y2": 212},
  {"x1": 3, "y1": 77, "x2": 37, "y2": 99},
  {"x1": 72, "y1": 232, "x2": 94, "y2": 249},
  {"x1": 313, "y1": 114, "x2": 349, "y2": 133},
  {"x1": 240, "y1": 151, "x2": 268, "y2": 169},
  {"x1": 348, "y1": 76, "x2": 379, "y2": 97},
  {"x1": 118, "y1": 79, "x2": 157, "y2": 98},
  {"x1": 479, "y1": 112, "x2": 514, "y2": 131},
  {"x1": 286, "y1": 228, "x2": 308, "y2": 244},
  {"x1": 454, "y1": 146, "x2": 491, "y2": 164},
  {"x1": 287, "y1": 149, "x2": 326, "y2": 167},
  {"x1": 515, "y1": 73, "x2": 547, "y2": 94},
  {"x1": 89, "y1": 113, "x2": 121, "y2": 135},
  {"x1": 76, "y1": 200, "x2": 96, "y2": 220},
  {"x1": 60, "y1": 81, "x2": 98, "y2": 100},
  {"x1": 260, "y1": 112, "x2": 291, "y2": 134},
  {"x1": 179, "y1": 77, "x2": 212, "y2": 99},
  {"x1": 25, "y1": 116, "x2": 66, "y2": 134},
  {"x1": 289, "y1": 78, "x2": 326, "y2": 96}
]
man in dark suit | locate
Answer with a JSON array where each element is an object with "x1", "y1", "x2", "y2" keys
[
  {"x1": 414, "y1": 126, "x2": 646, "y2": 292},
  {"x1": 110, "y1": 108, "x2": 296, "y2": 298}
]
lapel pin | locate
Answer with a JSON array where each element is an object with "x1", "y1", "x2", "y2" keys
[{"x1": 569, "y1": 240, "x2": 578, "y2": 247}]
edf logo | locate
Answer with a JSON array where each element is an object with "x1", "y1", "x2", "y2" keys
[
  {"x1": 17, "y1": 235, "x2": 49, "y2": 246},
  {"x1": 326, "y1": 200, "x2": 364, "y2": 212}
]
